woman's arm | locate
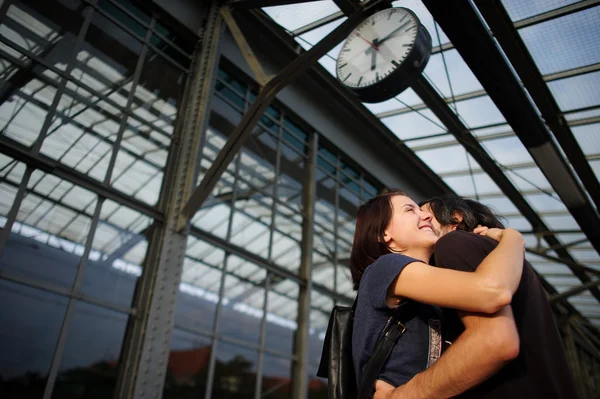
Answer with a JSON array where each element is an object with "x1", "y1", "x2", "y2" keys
[{"x1": 387, "y1": 228, "x2": 525, "y2": 314}]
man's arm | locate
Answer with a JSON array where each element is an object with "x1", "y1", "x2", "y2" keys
[{"x1": 375, "y1": 306, "x2": 519, "y2": 399}]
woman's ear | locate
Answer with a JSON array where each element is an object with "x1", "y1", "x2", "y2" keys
[{"x1": 382, "y1": 229, "x2": 392, "y2": 245}]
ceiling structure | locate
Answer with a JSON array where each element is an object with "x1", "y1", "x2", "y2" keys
[{"x1": 260, "y1": 0, "x2": 600, "y2": 326}]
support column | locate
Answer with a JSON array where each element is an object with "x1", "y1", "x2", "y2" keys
[
  {"x1": 112, "y1": 2, "x2": 223, "y2": 399},
  {"x1": 291, "y1": 131, "x2": 318, "y2": 399}
]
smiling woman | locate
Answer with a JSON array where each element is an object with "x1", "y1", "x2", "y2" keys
[{"x1": 348, "y1": 190, "x2": 526, "y2": 396}]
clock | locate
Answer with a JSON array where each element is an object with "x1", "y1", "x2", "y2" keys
[{"x1": 336, "y1": 7, "x2": 431, "y2": 103}]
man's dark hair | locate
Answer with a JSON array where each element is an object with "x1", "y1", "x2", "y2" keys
[{"x1": 421, "y1": 194, "x2": 505, "y2": 231}]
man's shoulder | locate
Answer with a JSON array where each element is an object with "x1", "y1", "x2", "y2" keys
[{"x1": 435, "y1": 230, "x2": 497, "y2": 251}]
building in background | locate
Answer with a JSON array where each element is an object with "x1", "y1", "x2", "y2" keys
[{"x1": 0, "y1": 0, "x2": 599, "y2": 398}]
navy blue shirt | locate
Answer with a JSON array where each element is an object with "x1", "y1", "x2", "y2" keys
[{"x1": 352, "y1": 253, "x2": 443, "y2": 388}]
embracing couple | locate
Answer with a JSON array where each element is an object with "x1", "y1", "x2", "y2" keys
[{"x1": 351, "y1": 191, "x2": 576, "y2": 398}]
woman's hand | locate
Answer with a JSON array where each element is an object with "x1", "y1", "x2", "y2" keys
[
  {"x1": 473, "y1": 225, "x2": 503, "y2": 242},
  {"x1": 473, "y1": 226, "x2": 525, "y2": 247},
  {"x1": 374, "y1": 380, "x2": 396, "y2": 399}
]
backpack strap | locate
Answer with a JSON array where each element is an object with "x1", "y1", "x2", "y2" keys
[{"x1": 357, "y1": 301, "x2": 416, "y2": 399}]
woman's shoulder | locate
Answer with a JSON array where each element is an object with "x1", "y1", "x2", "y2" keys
[{"x1": 373, "y1": 252, "x2": 420, "y2": 267}]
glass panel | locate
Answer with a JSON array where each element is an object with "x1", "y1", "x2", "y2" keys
[
  {"x1": 524, "y1": 193, "x2": 568, "y2": 213},
  {"x1": 405, "y1": 134, "x2": 455, "y2": 149},
  {"x1": 175, "y1": 237, "x2": 225, "y2": 333},
  {"x1": 212, "y1": 341, "x2": 257, "y2": 398},
  {"x1": 382, "y1": 108, "x2": 446, "y2": 140},
  {"x1": 541, "y1": 214, "x2": 579, "y2": 230},
  {"x1": 478, "y1": 195, "x2": 519, "y2": 215},
  {"x1": 572, "y1": 123, "x2": 600, "y2": 156},
  {"x1": 296, "y1": 17, "x2": 345, "y2": 51},
  {"x1": 363, "y1": 88, "x2": 421, "y2": 115},
  {"x1": 51, "y1": 302, "x2": 128, "y2": 399},
  {"x1": 265, "y1": 281, "x2": 298, "y2": 358},
  {"x1": 591, "y1": 160, "x2": 600, "y2": 183},
  {"x1": 423, "y1": 49, "x2": 483, "y2": 97},
  {"x1": 82, "y1": 199, "x2": 151, "y2": 307},
  {"x1": 443, "y1": 173, "x2": 503, "y2": 197},
  {"x1": 454, "y1": 95, "x2": 506, "y2": 128},
  {"x1": 0, "y1": 172, "x2": 97, "y2": 289},
  {"x1": 501, "y1": 0, "x2": 580, "y2": 21},
  {"x1": 503, "y1": 215, "x2": 532, "y2": 230},
  {"x1": 416, "y1": 144, "x2": 481, "y2": 175},
  {"x1": 0, "y1": 280, "x2": 68, "y2": 398},
  {"x1": 480, "y1": 136, "x2": 535, "y2": 166},
  {"x1": 548, "y1": 71, "x2": 600, "y2": 112},
  {"x1": 222, "y1": 256, "x2": 267, "y2": 344},
  {"x1": 163, "y1": 328, "x2": 212, "y2": 398},
  {"x1": 472, "y1": 124, "x2": 513, "y2": 138},
  {"x1": 570, "y1": 249, "x2": 598, "y2": 263},
  {"x1": 505, "y1": 167, "x2": 552, "y2": 192},
  {"x1": 518, "y1": 7, "x2": 600, "y2": 75},
  {"x1": 262, "y1": 354, "x2": 292, "y2": 399},
  {"x1": 263, "y1": 1, "x2": 340, "y2": 32},
  {"x1": 309, "y1": 294, "x2": 332, "y2": 370}
]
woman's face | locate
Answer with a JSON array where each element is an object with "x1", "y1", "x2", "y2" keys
[{"x1": 383, "y1": 195, "x2": 439, "y2": 254}]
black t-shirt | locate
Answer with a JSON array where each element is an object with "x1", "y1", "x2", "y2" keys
[
  {"x1": 434, "y1": 230, "x2": 577, "y2": 399},
  {"x1": 352, "y1": 253, "x2": 444, "y2": 387}
]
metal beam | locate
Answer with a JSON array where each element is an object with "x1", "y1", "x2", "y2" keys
[
  {"x1": 526, "y1": 248, "x2": 600, "y2": 277},
  {"x1": 227, "y1": 0, "x2": 316, "y2": 8},
  {"x1": 333, "y1": 0, "x2": 363, "y2": 15},
  {"x1": 430, "y1": 0, "x2": 600, "y2": 54},
  {"x1": 291, "y1": 131, "x2": 317, "y2": 399},
  {"x1": 476, "y1": 0, "x2": 600, "y2": 217},
  {"x1": 113, "y1": 2, "x2": 223, "y2": 398},
  {"x1": 550, "y1": 279, "x2": 600, "y2": 304},
  {"x1": 181, "y1": 0, "x2": 386, "y2": 219},
  {"x1": 437, "y1": 157, "x2": 600, "y2": 177},
  {"x1": 513, "y1": 0, "x2": 600, "y2": 29},
  {"x1": 292, "y1": 11, "x2": 345, "y2": 36},
  {"x1": 410, "y1": 72, "x2": 600, "y2": 304},
  {"x1": 377, "y1": 62, "x2": 600, "y2": 119},
  {"x1": 0, "y1": 135, "x2": 163, "y2": 221},
  {"x1": 221, "y1": 5, "x2": 270, "y2": 86}
]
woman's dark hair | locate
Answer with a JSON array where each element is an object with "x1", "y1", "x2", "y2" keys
[
  {"x1": 421, "y1": 194, "x2": 505, "y2": 232},
  {"x1": 349, "y1": 189, "x2": 407, "y2": 290}
]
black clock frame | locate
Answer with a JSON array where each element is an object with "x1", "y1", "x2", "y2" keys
[{"x1": 339, "y1": 8, "x2": 432, "y2": 104}]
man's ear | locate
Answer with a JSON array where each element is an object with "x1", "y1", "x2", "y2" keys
[{"x1": 450, "y1": 212, "x2": 463, "y2": 231}]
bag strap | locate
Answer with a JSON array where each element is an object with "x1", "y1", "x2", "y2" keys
[{"x1": 357, "y1": 301, "x2": 416, "y2": 399}]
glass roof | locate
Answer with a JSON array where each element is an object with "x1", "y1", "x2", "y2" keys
[{"x1": 261, "y1": 0, "x2": 600, "y2": 326}]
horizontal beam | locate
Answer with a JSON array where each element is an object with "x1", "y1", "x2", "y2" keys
[
  {"x1": 291, "y1": 11, "x2": 345, "y2": 36},
  {"x1": 513, "y1": 0, "x2": 600, "y2": 29},
  {"x1": 430, "y1": 0, "x2": 600, "y2": 54},
  {"x1": 526, "y1": 248, "x2": 600, "y2": 275},
  {"x1": 378, "y1": 62, "x2": 600, "y2": 119},
  {"x1": 0, "y1": 135, "x2": 163, "y2": 222},
  {"x1": 436, "y1": 154, "x2": 600, "y2": 177},
  {"x1": 190, "y1": 226, "x2": 352, "y2": 303},
  {"x1": 550, "y1": 279, "x2": 600, "y2": 304},
  {"x1": 227, "y1": 0, "x2": 316, "y2": 8},
  {"x1": 502, "y1": 210, "x2": 571, "y2": 218}
]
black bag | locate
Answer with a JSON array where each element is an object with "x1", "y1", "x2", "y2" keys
[{"x1": 317, "y1": 299, "x2": 414, "y2": 399}]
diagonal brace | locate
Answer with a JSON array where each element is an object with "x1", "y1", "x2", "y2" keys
[{"x1": 181, "y1": 0, "x2": 385, "y2": 218}]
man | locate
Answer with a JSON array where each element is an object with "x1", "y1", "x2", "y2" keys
[{"x1": 375, "y1": 194, "x2": 576, "y2": 398}]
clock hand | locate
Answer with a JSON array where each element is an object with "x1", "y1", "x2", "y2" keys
[
  {"x1": 377, "y1": 20, "x2": 412, "y2": 46},
  {"x1": 355, "y1": 32, "x2": 379, "y2": 51},
  {"x1": 370, "y1": 47, "x2": 377, "y2": 70}
]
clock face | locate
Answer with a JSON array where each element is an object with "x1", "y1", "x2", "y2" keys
[{"x1": 336, "y1": 8, "x2": 419, "y2": 89}]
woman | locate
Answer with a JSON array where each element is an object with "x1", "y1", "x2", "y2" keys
[{"x1": 350, "y1": 190, "x2": 524, "y2": 394}]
